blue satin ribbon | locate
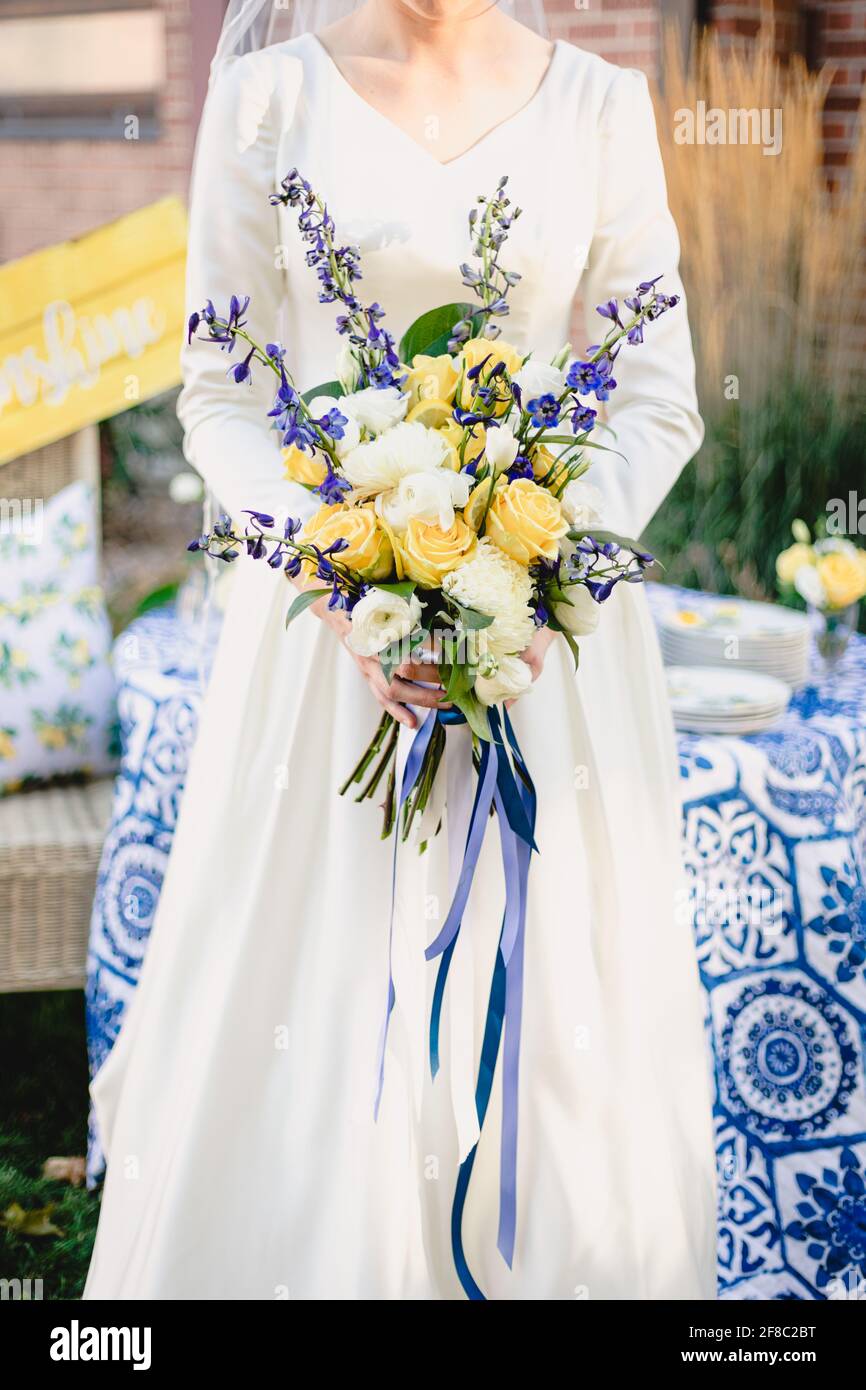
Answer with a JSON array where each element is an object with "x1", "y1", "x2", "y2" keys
[{"x1": 375, "y1": 702, "x2": 536, "y2": 1301}]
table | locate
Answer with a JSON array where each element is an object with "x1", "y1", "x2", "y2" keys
[{"x1": 85, "y1": 588, "x2": 866, "y2": 1300}]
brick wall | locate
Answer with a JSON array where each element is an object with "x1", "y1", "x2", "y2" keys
[
  {"x1": 0, "y1": 0, "x2": 863, "y2": 263},
  {"x1": 0, "y1": 0, "x2": 197, "y2": 262},
  {"x1": 709, "y1": 0, "x2": 866, "y2": 172}
]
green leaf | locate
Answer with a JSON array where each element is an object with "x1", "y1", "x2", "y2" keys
[
  {"x1": 398, "y1": 302, "x2": 480, "y2": 365},
  {"x1": 372, "y1": 580, "x2": 416, "y2": 600},
  {"x1": 301, "y1": 380, "x2": 343, "y2": 406},
  {"x1": 449, "y1": 598, "x2": 494, "y2": 630},
  {"x1": 453, "y1": 688, "x2": 492, "y2": 742},
  {"x1": 133, "y1": 582, "x2": 180, "y2": 617},
  {"x1": 285, "y1": 587, "x2": 329, "y2": 628},
  {"x1": 546, "y1": 612, "x2": 581, "y2": 671},
  {"x1": 568, "y1": 526, "x2": 647, "y2": 553}
]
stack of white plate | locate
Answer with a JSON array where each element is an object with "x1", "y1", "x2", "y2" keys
[
  {"x1": 657, "y1": 597, "x2": 810, "y2": 687},
  {"x1": 666, "y1": 666, "x2": 791, "y2": 735}
]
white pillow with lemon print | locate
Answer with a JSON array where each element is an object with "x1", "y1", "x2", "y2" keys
[{"x1": 0, "y1": 480, "x2": 118, "y2": 792}]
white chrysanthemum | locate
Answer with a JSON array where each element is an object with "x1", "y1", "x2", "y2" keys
[
  {"x1": 341, "y1": 420, "x2": 451, "y2": 496},
  {"x1": 443, "y1": 538, "x2": 536, "y2": 657}
]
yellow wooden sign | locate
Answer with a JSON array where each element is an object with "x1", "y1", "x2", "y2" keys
[{"x1": 0, "y1": 197, "x2": 188, "y2": 467}]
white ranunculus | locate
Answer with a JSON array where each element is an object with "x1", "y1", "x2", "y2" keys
[
  {"x1": 376, "y1": 468, "x2": 472, "y2": 533},
  {"x1": 347, "y1": 588, "x2": 423, "y2": 658},
  {"x1": 793, "y1": 564, "x2": 827, "y2": 608},
  {"x1": 483, "y1": 425, "x2": 520, "y2": 475},
  {"x1": 553, "y1": 584, "x2": 601, "y2": 635},
  {"x1": 306, "y1": 394, "x2": 361, "y2": 459},
  {"x1": 559, "y1": 478, "x2": 605, "y2": 530},
  {"x1": 442, "y1": 538, "x2": 536, "y2": 657},
  {"x1": 474, "y1": 653, "x2": 533, "y2": 706},
  {"x1": 341, "y1": 385, "x2": 408, "y2": 436},
  {"x1": 513, "y1": 358, "x2": 566, "y2": 403},
  {"x1": 341, "y1": 420, "x2": 451, "y2": 495}
]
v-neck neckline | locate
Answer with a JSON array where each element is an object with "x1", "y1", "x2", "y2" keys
[{"x1": 306, "y1": 32, "x2": 561, "y2": 172}]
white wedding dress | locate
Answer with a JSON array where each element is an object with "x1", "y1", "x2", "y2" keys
[{"x1": 84, "y1": 33, "x2": 717, "y2": 1301}]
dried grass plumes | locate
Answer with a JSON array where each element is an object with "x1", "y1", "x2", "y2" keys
[{"x1": 654, "y1": 23, "x2": 866, "y2": 414}]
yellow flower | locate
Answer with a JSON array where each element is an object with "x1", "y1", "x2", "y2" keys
[
  {"x1": 457, "y1": 337, "x2": 524, "y2": 414},
  {"x1": 775, "y1": 542, "x2": 815, "y2": 586},
  {"x1": 392, "y1": 515, "x2": 477, "y2": 587},
  {"x1": 283, "y1": 444, "x2": 328, "y2": 488},
  {"x1": 403, "y1": 354, "x2": 458, "y2": 408},
  {"x1": 816, "y1": 550, "x2": 866, "y2": 610},
  {"x1": 0, "y1": 731, "x2": 15, "y2": 760},
  {"x1": 485, "y1": 478, "x2": 569, "y2": 564},
  {"x1": 439, "y1": 416, "x2": 485, "y2": 471},
  {"x1": 38, "y1": 726, "x2": 67, "y2": 750},
  {"x1": 301, "y1": 504, "x2": 392, "y2": 581},
  {"x1": 530, "y1": 443, "x2": 568, "y2": 490},
  {"x1": 10, "y1": 648, "x2": 29, "y2": 669}
]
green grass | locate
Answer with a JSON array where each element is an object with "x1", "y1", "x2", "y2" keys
[
  {"x1": 645, "y1": 382, "x2": 866, "y2": 613},
  {"x1": 0, "y1": 991, "x2": 99, "y2": 1300}
]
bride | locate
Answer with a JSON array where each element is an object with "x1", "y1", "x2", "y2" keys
[{"x1": 84, "y1": 0, "x2": 716, "y2": 1300}]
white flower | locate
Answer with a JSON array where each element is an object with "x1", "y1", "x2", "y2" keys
[
  {"x1": 814, "y1": 536, "x2": 859, "y2": 558},
  {"x1": 553, "y1": 584, "x2": 601, "y2": 635},
  {"x1": 483, "y1": 425, "x2": 520, "y2": 475},
  {"x1": 559, "y1": 478, "x2": 605, "y2": 530},
  {"x1": 793, "y1": 564, "x2": 827, "y2": 607},
  {"x1": 168, "y1": 471, "x2": 204, "y2": 505},
  {"x1": 347, "y1": 588, "x2": 423, "y2": 658},
  {"x1": 376, "y1": 469, "x2": 472, "y2": 532},
  {"x1": 513, "y1": 358, "x2": 566, "y2": 403},
  {"x1": 306, "y1": 394, "x2": 361, "y2": 459},
  {"x1": 475, "y1": 654, "x2": 533, "y2": 706},
  {"x1": 442, "y1": 538, "x2": 536, "y2": 657},
  {"x1": 341, "y1": 385, "x2": 408, "y2": 436},
  {"x1": 341, "y1": 420, "x2": 451, "y2": 495}
]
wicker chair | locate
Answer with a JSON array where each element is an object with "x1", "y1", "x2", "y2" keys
[{"x1": 0, "y1": 428, "x2": 114, "y2": 993}]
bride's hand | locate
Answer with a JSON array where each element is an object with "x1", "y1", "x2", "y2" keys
[
  {"x1": 506, "y1": 627, "x2": 556, "y2": 708},
  {"x1": 309, "y1": 592, "x2": 448, "y2": 730}
]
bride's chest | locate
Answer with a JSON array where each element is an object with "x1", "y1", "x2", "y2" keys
[{"x1": 274, "y1": 109, "x2": 599, "y2": 352}]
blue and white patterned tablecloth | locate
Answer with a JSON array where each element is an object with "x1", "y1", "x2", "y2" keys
[{"x1": 85, "y1": 588, "x2": 866, "y2": 1301}]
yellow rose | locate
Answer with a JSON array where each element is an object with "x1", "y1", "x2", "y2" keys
[
  {"x1": 393, "y1": 515, "x2": 477, "y2": 587},
  {"x1": 816, "y1": 550, "x2": 866, "y2": 610},
  {"x1": 403, "y1": 354, "x2": 459, "y2": 407},
  {"x1": 457, "y1": 337, "x2": 524, "y2": 414},
  {"x1": 0, "y1": 731, "x2": 15, "y2": 760},
  {"x1": 302, "y1": 504, "x2": 392, "y2": 581},
  {"x1": 283, "y1": 444, "x2": 328, "y2": 488},
  {"x1": 775, "y1": 543, "x2": 814, "y2": 587},
  {"x1": 439, "y1": 415, "x2": 486, "y2": 471},
  {"x1": 486, "y1": 478, "x2": 569, "y2": 564}
]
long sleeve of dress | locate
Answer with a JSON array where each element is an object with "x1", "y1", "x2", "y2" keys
[
  {"x1": 176, "y1": 53, "x2": 318, "y2": 525},
  {"x1": 581, "y1": 68, "x2": 703, "y2": 539}
]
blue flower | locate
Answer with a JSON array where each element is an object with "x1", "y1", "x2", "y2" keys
[
  {"x1": 526, "y1": 393, "x2": 561, "y2": 429},
  {"x1": 566, "y1": 360, "x2": 602, "y2": 395}
]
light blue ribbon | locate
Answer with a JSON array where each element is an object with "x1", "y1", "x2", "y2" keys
[{"x1": 375, "y1": 703, "x2": 537, "y2": 1300}]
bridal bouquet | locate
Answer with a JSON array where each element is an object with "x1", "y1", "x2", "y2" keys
[
  {"x1": 189, "y1": 171, "x2": 677, "y2": 838},
  {"x1": 187, "y1": 169, "x2": 679, "y2": 1299}
]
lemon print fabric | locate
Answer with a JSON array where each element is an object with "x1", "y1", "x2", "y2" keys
[{"x1": 0, "y1": 479, "x2": 117, "y2": 793}]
